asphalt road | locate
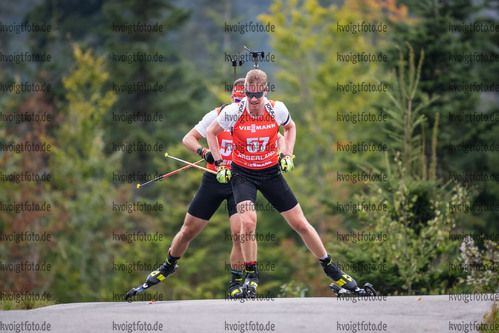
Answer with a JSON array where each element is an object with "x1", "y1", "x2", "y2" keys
[{"x1": 1, "y1": 295, "x2": 497, "y2": 333}]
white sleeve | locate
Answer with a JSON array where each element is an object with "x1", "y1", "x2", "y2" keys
[
  {"x1": 217, "y1": 102, "x2": 240, "y2": 130},
  {"x1": 194, "y1": 110, "x2": 218, "y2": 138},
  {"x1": 273, "y1": 101, "x2": 291, "y2": 126}
]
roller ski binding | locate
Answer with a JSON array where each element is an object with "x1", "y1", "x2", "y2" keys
[
  {"x1": 125, "y1": 260, "x2": 178, "y2": 302},
  {"x1": 320, "y1": 256, "x2": 376, "y2": 297}
]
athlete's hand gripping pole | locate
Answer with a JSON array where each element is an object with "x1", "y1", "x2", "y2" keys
[
  {"x1": 215, "y1": 161, "x2": 231, "y2": 184},
  {"x1": 164, "y1": 153, "x2": 217, "y2": 175},
  {"x1": 136, "y1": 159, "x2": 204, "y2": 189},
  {"x1": 278, "y1": 153, "x2": 296, "y2": 173}
]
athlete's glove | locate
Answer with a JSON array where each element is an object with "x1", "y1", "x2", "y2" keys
[
  {"x1": 216, "y1": 164, "x2": 231, "y2": 183},
  {"x1": 279, "y1": 154, "x2": 294, "y2": 172},
  {"x1": 197, "y1": 147, "x2": 214, "y2": 164}
]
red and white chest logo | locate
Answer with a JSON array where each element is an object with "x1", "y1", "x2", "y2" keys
[{"x1": 232, "y1": 106, "x2": 279, "y2": 169}]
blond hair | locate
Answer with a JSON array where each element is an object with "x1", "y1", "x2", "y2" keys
[{"x1": 245, "y1": 69, "x2": 267, "y2": 91}]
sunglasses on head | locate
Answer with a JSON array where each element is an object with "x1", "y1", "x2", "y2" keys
[{"x1": 245, "y1": 90, "x2": 265, "y2": 99}]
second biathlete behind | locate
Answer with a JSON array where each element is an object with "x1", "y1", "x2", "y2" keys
[{"x1": 126, "y1": 79, "x2": 246, "y2": 301}]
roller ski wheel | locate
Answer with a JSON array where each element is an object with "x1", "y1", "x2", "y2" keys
[{"x1": 330, "y1": 282, "x2": 377, "y2": 297}]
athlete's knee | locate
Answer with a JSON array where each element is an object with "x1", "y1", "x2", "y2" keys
[
  {"x1": 237, "y1": 201, "x2": 257, "y2": 230},
  {"x1": 290, "y1": 220, "x2": 311, "y2": 235},
  {"x1": 178, "y1": 217, "x2": 204, "y2": 241},
  {"x1": 177, "y1": 226, "x2": 197, "y2": 242},
  {"x1": 240, "y1": 213, "x2": 257, "y2": 231},
  {"x1": 241, "y1": 218, "x2": 257, "y2": 231},
  {"x1": 229, "y1": 214, "x2": 242, "y2": 244}
]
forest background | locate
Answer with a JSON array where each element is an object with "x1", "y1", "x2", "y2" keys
[{"x1": 0, "y1": 0, "x2": 497, "y2": 305}]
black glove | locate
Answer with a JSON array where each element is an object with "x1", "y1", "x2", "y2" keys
[{"x1": 197, "y1": 147, "x2": 215, "y2": 164}]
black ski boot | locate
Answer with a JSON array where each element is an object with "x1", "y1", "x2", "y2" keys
[
  {"x1": 320, "y1": 256, "x2": 358, "y2": 290},
  {"x1": 125, "y1": 260, "x2": 178, "y2": 302},
  {"x1": 227, "y1": 274, "x2": 244, "y2": 299},
  {"x1": 320, "y1": 256, "x2": 376, "y2": 297},
  {"x1": 241, "y1": 264, "x2": 259, "y2": 299}
]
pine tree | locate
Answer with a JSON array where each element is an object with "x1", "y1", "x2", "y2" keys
[
  {"x1": 102, "y1": 0, "x2": 206, "y2": 180},
  {"x1": 46, "y1": 45, "x2": 121, "y2": 301},
  {"x1": 384, "y1": 0, "x2": 499, "y2": 236},
  {"x1": 356, "y1": 44, "x2": 471, "y2": 294}
]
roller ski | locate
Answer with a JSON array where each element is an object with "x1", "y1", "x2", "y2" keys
[
  {"x1": 240, "y1": 264, "x2": 258, "y2": 299},
  {"x1": 125, "y1": 260, "x2": 178, "y2": 302},
  {"x1": 329, "y1": 282, "x2": 376, "y2": 297},
  {"x1": 320, "y1": 256, "x2": 376, "y2": 297}
]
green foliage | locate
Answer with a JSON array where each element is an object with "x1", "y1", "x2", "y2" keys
[
  {"x1": 2, "y1": 0, "x2": 496, "y2": 303},
  {"x1": 279, "y1": 281, "x2": 309, "y2": 297},
  {"x1": 458, "y1": 237, "x2": 499, "y2": 293},
  {"x1": 259, "y1": 0, "x2": 399, "y2": 235},
  {"x1": 385, "y1": 0, "x2": 499, "y2": 237},
  {"x1": 357, "y1": 170, "x2": 469, "y2": 294},
  {"x1": 47, "y1": 45, "x2": 122, "y2": 302},
  {"x1": 102, "y1": 0, "x2": 207, "y2": 175},
  {"x1": 328, "y1": 241, "x2": 404, "y2": 296},
  {"x1": 0, "y1": 297, "x2": 56, "y2": 310},
  {"x1": 356, "y1": 45, "x2": 471, "y2": 294},
  {"x1": 383, "y1": 43, "x2": 438, "y2": 178},
  {"x1": 0, "y1": 61, "x2": 57, "y2": 296},
  {"x1": 481, "y1": 302, "x2": 499, "y2": 333}
]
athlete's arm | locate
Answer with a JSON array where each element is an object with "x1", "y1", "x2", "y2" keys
[
  {"x1": 182, "y1": 128, "x2": 204, "y2": 154},
  {"x1": 183, "y1": 110, "x2": 218, "y2": 163},
  {"x1": 282, "y1": 119, "x2": 296, "y2": 156},
  {"x1": 206, "y1": 120, "x2": 225, "y2": 162},
  {"x1": 276, "y1": 132, "x2": 285, "y2": 153},
  {"x1": 273, "y1": 100, "x2": 295, "y2": 156}
]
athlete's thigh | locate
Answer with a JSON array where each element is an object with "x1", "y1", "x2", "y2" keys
[
  {"x1": 188, "y1": 172, "x2": 230, "y2": 220},
  {"x1": 230, "y1": 165, "x2": 258, "y2": 206},
  {"x1": 258, "y1": 171, "x2": 298, "y2": 213}
]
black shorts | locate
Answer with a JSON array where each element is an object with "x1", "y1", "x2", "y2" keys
[
  {"x1": 230, "y1": 162, "x2": 298, "y2": 213},
  {"x1": 187, "y1": 172, "x2": 237, "y2": 220}
]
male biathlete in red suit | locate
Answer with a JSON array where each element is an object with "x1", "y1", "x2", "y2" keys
[
  {"x1": 126, "y1": 79, "x2": 285, "y2": 301},
  {"x1": 206, "y1": 69, "x2": 359, "y2": 298}
]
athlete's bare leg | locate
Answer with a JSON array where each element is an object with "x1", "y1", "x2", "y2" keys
[
  {"x1": 169, "y1": 212, "x2": 244, "y2": 270},
  {"x1": 229, "y1": 213, "x2": 244, "y2": 271},
  {"x1": 169, "y1": 213, "x2": 209, "y2": 257},
  {"x1": 280, "y1": 204, "x2": 327, "y2": 258},
  {"x1": 238, "y1": 200, "x2": 258, "y2": 263}
]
